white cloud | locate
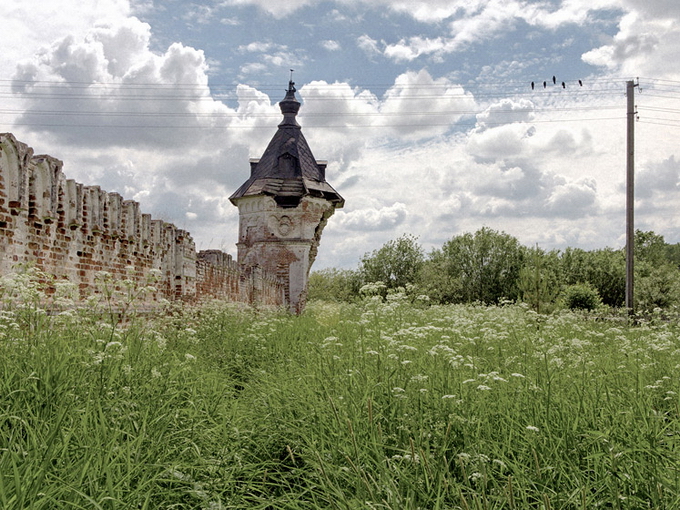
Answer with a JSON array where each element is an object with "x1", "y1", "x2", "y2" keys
[
  {"x1": 236, "y1": 42, "x2": 305, "y2": 78},
  {"x1": 467, "y1": 124, "x2": 530, "y2": 160},
  {"x1": 475, "y1": 98, "x2": 535, "y2": 129},
  {"x1": 238, "y1": 41, "x2": 281, "y2": 53},
  {"x1": 220, "y1": 0, "x2": 316, "y2": 18},
  {"x1": 0, "y1": 0, "x2": 131, "y2": 77},
  {"x1": 10, "y1": 19, "x2": 235, "y2": 149},
  {"x1": 356, "y1": 34, "x2": 381, "y2": 57},
  {"x1": 582, "y1": 9, "x2": 680, "y2": 79},
  {"x1": 182, "y1": 5, "x2": 218, "y2": 25},
  {"x1": 321, "y1": 40, "x2": 341, "y2": 51},
  {"x1": 377, "y1": 70, "x2": 477, "y2": 138},
  {"x1": 384, "y1": 36, "x2": 449, "y2": 62},
  {"x1": 544, "y1": 178, "x2": 598, "y2": 217},
  {"x1": 297, "y1": 70, "x2": 476, "y2": 170},
  {"x1": 220, "y1": 17, "x2": 241, "y2": 25},
  {"x1": 240, "y1": 61, "x2": 268, "y2": 74},
  {"x1": 359, "y1": 0, "x2": 628, "y2": 62},
  {"x1": 335, "y1": 202, "x2": 408, "y2": 231},
  {"x1": 637, "y1": 156, "x2": 680, "y2": 199}
]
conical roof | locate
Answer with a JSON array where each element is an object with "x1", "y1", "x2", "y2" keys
[{"x1": 230, "y1": 81, "x2": 344, "y2": 208}]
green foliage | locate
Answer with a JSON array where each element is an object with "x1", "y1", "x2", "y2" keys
[
  {"x1": 562, "y1": 282, "x2": 602, "y2": 311},
  {"x1": 3, "y1": 292, "x2": 680, "y2": 507},
  {"x1": 418, "y1": 255, "x2": 463, "y2": 304},
  {"x1": 664, "y1": 242, "x2": 680, "y2": 268},
  {"x1": 433, "y1": 227, "x2": 525, "y2": 304},
  {"x1": 316, "y1": 228, "x2": 680, "y2": 312},
  {"x1": 518, "y1": 246, "x2": 561, "y2": 313},
  {"x1": 560, "y1": 247, "x2": 625, "y2": 307},
  {"x1": 632, "y1": 230, "x2": 680, "y2": 312},
  {"x1": 636, "y1": 264, "x2": 680, "y2": 311},
  {"x1": 359, "y1": 233, "x2": 424, "y2": 290},
  {"x1": 635, "y1": 229, "x2": 667, "y2": 266},
  {"x1": 307, "y1": 267, "x2": 362, "y2": 303}
]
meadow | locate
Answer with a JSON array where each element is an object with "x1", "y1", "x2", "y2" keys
[{"x1": 1, "y1": 278, "x2": 680, "y2": 508}]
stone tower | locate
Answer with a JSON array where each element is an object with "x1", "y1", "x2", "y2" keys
[{"x1": 229, "y1": 80, "x2": 344, "y2": 314}]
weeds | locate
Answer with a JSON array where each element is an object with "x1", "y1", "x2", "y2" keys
[{"x1": 1, "y1": 283, "x2": 679, "y2": 508}]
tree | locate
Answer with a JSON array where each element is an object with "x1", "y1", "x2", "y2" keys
[
  {"x1": 635, "y1": 229, "x2": 667, "y2": 267},
  {"x1": 633, "y1": 231, "x2": 680, "y2": 311},
  {"x1": 419, "y1": 253, "x2": 463, "y2": 304},
  {"x1": 518, "y1": 245, "x2": 561, "y2": 313},
  {"x1": 433, "y1": 228, "x2": 525, "y2": 304},
  {"x1": 636, "y1": 266, "x2": 680, "y2": 311},
  {"x1": 664, "y1": 243, "x2": 680, "y2": 269},
  {"x1": 563, "y1": 282, "x2": 602, "y2": 311},
  {"x1": 359, "y1": 234, "x2": 424, "y2": 290},
  {"x1": 560, "y1": 247, "x2": 625, "y2": 307},
  {"x1": 307, "y1": 268, "x2": 362, "y2": 303}
]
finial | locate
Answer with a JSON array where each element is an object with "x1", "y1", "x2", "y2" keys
[
  {"x1": 288, "y1": 69, "x2": 296, "y2": 94},
  {"x1": 279, "y1": 70, "x2": 301, "y2": 126}
]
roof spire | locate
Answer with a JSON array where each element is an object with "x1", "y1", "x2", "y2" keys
[{"x1": 279, "y1": 70, "x2": 300, "y2": 127}]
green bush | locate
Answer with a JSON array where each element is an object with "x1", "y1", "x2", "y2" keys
[
  {"x1": 308, "y1": 267, "x2": 362, "y2": 302},
  {"x1": 636, "y1": 263, "x2": 680, "y2": 312},
  {"x1": 563, "y1": 282, "x2": 602, "y2": 311}
]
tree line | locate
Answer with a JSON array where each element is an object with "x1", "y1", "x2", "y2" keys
[{"x1": 308, "y1": 228, "x2": 680, "y2": 312}]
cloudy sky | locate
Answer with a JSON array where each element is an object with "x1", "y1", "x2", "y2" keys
[{"x1": 2, "y1": 0, "x2": 680, "y2": 269}]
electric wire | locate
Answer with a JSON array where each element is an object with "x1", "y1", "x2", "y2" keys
[
  {"x1": 2, "y1": 116, "x2": 627, "y2": 130},
  {"x1": 0, "y1": 76, "x2": 678, "y2": 130}
]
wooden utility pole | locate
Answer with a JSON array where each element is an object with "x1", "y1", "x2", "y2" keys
[{"x1": 625, "y1": 80, "x2": 638, "y2": 314}]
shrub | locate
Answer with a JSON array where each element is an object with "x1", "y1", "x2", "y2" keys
[
  {"x1": 563, "y1": 283, "x2": 602, "y2": 311},
  {"x1": 636, "y1": 264, "x2": 680, "y2": 311}
]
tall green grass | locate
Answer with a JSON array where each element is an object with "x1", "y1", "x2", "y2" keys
[{"x1": 1, "y1": 284, "x2": 680, "y2": 508}]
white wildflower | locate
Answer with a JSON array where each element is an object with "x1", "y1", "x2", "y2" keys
[{"x1": 469, "y1": 472, "x2": 483, "y2": 483}]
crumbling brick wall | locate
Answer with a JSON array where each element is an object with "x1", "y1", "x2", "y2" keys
[
  {"x1": 196, "y1": 250, "x2": 285, "y2": 306},
  {"x1": 0, "y1": 133, "x2": 285, "y2": 309}
]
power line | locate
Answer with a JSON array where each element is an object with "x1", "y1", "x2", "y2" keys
[
  {"x1": 2, "y1": 76, "x2": 679, "y2": 130},
  {"x1": 0, "y1": 104, "x2": 624, "y2": 118},
  {"x1": 0, "y1": 116, "x2": 627, "y2": 130}
]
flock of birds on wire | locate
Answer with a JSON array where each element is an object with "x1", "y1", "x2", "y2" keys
[{"x1": 531, "y1": 76, "x2": 583, "y2": 89}]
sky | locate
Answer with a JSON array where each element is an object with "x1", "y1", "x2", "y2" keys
[{"x1": 2, "y1": 0, "x2": 680, "y2": 269}]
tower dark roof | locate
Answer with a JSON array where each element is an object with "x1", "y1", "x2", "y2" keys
[{"x1": 229, "y1": 80, "x2": 344, "y2": 208}]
